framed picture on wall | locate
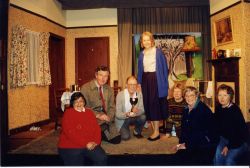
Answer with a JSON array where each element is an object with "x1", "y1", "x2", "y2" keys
[{"x1": 214, "y1": 16, "x2": 233, "y2": 46}]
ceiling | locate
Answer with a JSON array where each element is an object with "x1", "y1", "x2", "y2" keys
[{"x1": 57, "y1": 0, "x2": 209, "y2": 10}]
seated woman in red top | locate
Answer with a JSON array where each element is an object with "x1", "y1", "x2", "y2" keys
[{"x1": 58, "y1": 92, "x2": 107, "y2": 166}]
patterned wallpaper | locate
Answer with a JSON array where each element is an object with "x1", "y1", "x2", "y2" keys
[
  {"x1": 210, "y1": 2, "x2": 250, "y2": 121},
  {"x1": 8, "y1": 6, "x2": 118, "y2": 129},
  {"x1": 8, "y1": 6, "x2": 66, "y2": 129}
]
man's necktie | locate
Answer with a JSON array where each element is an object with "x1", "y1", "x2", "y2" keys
[{"x1": 99, "y1": 87, "x2": 106, "y2": 113}]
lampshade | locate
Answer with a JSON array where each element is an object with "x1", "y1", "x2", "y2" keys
[{"x1": 182, "y1": 36, "x2": 200, "y2": 52}]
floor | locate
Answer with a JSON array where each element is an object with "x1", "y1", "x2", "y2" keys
[
  {"x1": 5, "y1": 122, "x2": 250, "y2": 166},
  {"x1": 8, "y1": 122, "x2": 55, "y2": 151}
]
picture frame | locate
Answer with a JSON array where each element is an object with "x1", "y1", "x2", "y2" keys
[{"x1": 214, "y1": 16, "x2": 233, "y2": 46}]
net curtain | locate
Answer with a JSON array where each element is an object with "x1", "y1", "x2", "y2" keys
[{"x1": 10, "y1": 25, "x2": 51, "y2": 88}]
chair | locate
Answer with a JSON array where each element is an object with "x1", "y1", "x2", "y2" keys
[{"x1": 54, "y1": 88, "x2": 67, "y2": 130}]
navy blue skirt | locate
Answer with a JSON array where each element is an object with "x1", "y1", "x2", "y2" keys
[{"x1": 142, "y1": 72, "x2": 168, "y2": 121}]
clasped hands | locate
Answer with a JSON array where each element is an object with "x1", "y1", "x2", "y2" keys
[
  {"x1": 96, "y1": 113, "x2": 110, "y2": 122},
  {"x1": 126, "y1": 107, "x2": 139, "y2": 118},
  {"x1": 86, "y1": 142, "x2": 97, "y2": 150},
  {"x1": 172, "y1": 143, "x2": 186, "y2": 151}
]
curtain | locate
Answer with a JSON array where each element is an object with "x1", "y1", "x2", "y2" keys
[
  {"x1": 26, "y1": 30, "x2": 40, "y2": 84},
  {"x1": 38, "y1": 32, "x2": 51, "y2": 86},
  {"x1": 117, "y1": 6, "x2": 211, "y2": 88},
  {"x1": 9, "y1": 25, "x2": 51, "y2": 88},
  {"x1": 118, "y1": 9, "x2": 133, "y2": 89},
  {"x1": 10, "y1": 25, "x2": 28, "y2": 88}
]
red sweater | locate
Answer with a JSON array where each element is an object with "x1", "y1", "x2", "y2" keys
[{"x1": 58, "y1": 107, "x2": 101, "y2": 148}]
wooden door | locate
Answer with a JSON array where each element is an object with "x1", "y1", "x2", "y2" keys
[
  {"x1": 75, "y1": 37, "x2": 109, "y2": 86},
  {"x1": 49, "y1": 34, "x2": 65, "y2": 121}
]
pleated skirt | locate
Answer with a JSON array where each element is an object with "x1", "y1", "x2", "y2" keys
[{"x1": 141, "y1": 72, "x2": 168, "y2": 121}]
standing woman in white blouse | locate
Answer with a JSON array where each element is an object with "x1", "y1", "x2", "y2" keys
[{"x1": 137, "y1": 31, "x2": 169, "y2": 141}]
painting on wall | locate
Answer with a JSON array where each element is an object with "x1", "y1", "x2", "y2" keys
[
  {"x1": 133, "y1": 32, "x2": 203, "y2": 88},
  {"x1": 214, "y1": 16, "x2": 233, "y2": 46}
]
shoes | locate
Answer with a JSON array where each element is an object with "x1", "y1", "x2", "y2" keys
[
  {"x1": 147, "y1": 135, "x2": 160, "y2": 141},
  {"x1": 133, "y1": 130, "x2": 144, "y2": 139}
]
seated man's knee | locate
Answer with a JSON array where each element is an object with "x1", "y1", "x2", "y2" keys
[
  {"x1": 121, "y1": 132, "x2": 131, "y2": 141},
  {"x1": 139, "y1": 114, "x2": 146, "y2": 122}
]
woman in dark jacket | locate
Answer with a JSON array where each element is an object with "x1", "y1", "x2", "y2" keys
[
  {"x1": 173, "y1": 86, "x2": 218, "y2": 165},
  {"x1": 213, "y1": 84, "x2": 249, "y2": 165}
]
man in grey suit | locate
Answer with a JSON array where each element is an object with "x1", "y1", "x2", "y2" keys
[
  {"x1": 115, "y1": 76, "x2": 146, "y2": 140},
  {"x1": 81, "y1": 65, "x2": 121, "y2": 144}
]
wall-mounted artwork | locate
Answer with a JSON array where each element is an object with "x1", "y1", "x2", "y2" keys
[
  {"x1": 214, "y1": 16, "x2": 233, "y2": 46},
  {"x1": 133, "y1": 32, "x2": 203, "y2": 88}
]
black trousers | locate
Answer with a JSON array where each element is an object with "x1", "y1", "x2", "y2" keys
[
  {"x1": 173, "y1": 146, "x2": 216, "y2": 165},
  {"x1": 58, "y1": 146, "x2": 107, "y2": 166}
]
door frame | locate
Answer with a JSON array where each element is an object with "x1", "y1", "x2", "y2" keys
[{"x1": 49, "y1": 33, "x2": 65, "y2": 121}]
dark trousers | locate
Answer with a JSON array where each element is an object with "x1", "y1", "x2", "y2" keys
[
  {"x1": 173, "y1": 147, "x2": 216, "y2": 165},
  {"x1": 58, "y1": 146, "x2": 107, "y2": 166},
  {"x1": 120, "y1": 115, "x2": 146, "y2": 140},
  {"x1": 100, "y1": 123, "x2": 121, "y2": 144}
]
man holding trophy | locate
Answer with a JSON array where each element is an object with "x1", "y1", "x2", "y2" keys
[{"x1": 115, "y1": 76, "x2": 146, "y2": 140}]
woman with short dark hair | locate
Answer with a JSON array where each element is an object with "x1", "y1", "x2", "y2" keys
[
  {"x1": 214, "y1": 84, "x2": 249, "y2": 165},
  {"x1": 58, "y1": 92, "x2": 107, "y2": 166}
]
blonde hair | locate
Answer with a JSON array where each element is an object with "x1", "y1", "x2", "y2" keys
[{"x1": 140, "y1": 31, "x2": 155, "y2": 48}]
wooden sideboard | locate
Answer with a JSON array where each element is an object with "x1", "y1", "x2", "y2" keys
[{"x1": 207, "y1": 57, "x2": 240, "y2": 105}]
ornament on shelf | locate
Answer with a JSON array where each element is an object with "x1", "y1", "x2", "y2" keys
[{"x1": 171, "y1": 124, "x2": 177, "y2": 137}]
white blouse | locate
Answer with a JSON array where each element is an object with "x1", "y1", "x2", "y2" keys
[{"x1": 143, "y1": 47, "x2": 156, "y2": 72}]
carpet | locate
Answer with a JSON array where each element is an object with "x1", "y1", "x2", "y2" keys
[{"x1": 10, "y1": 128, "x2": 179, "y2": 155}]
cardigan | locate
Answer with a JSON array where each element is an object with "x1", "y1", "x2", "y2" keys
[
  {"x1": 137, "y1": 47, "x2": 168, "y2": 98},
  {"x1": 115, "y1": 90, "x2": 145, "y2": 130},
  {"x1": 58, "y1": 108, "x2": 101, "y2": 148},
  {"x1": 214, "y1": 104, "x2": 249, "y2": 149}
]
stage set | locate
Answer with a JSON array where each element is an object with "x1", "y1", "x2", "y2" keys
[{"x1": 7, "y1": 126, "x2": 179, "y2": 166}]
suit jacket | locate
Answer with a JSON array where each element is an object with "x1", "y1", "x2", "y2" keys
[
  {"x1": 80, "y1": 79, "x2": 116, "y2": 124},
  {"x1": 81, "y1": 79, "x2": 120, "y2": 139}
]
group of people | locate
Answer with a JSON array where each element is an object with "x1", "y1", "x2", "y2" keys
[{"x1": 57, "y1": 31, "x2": 249, "y2": 166}]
